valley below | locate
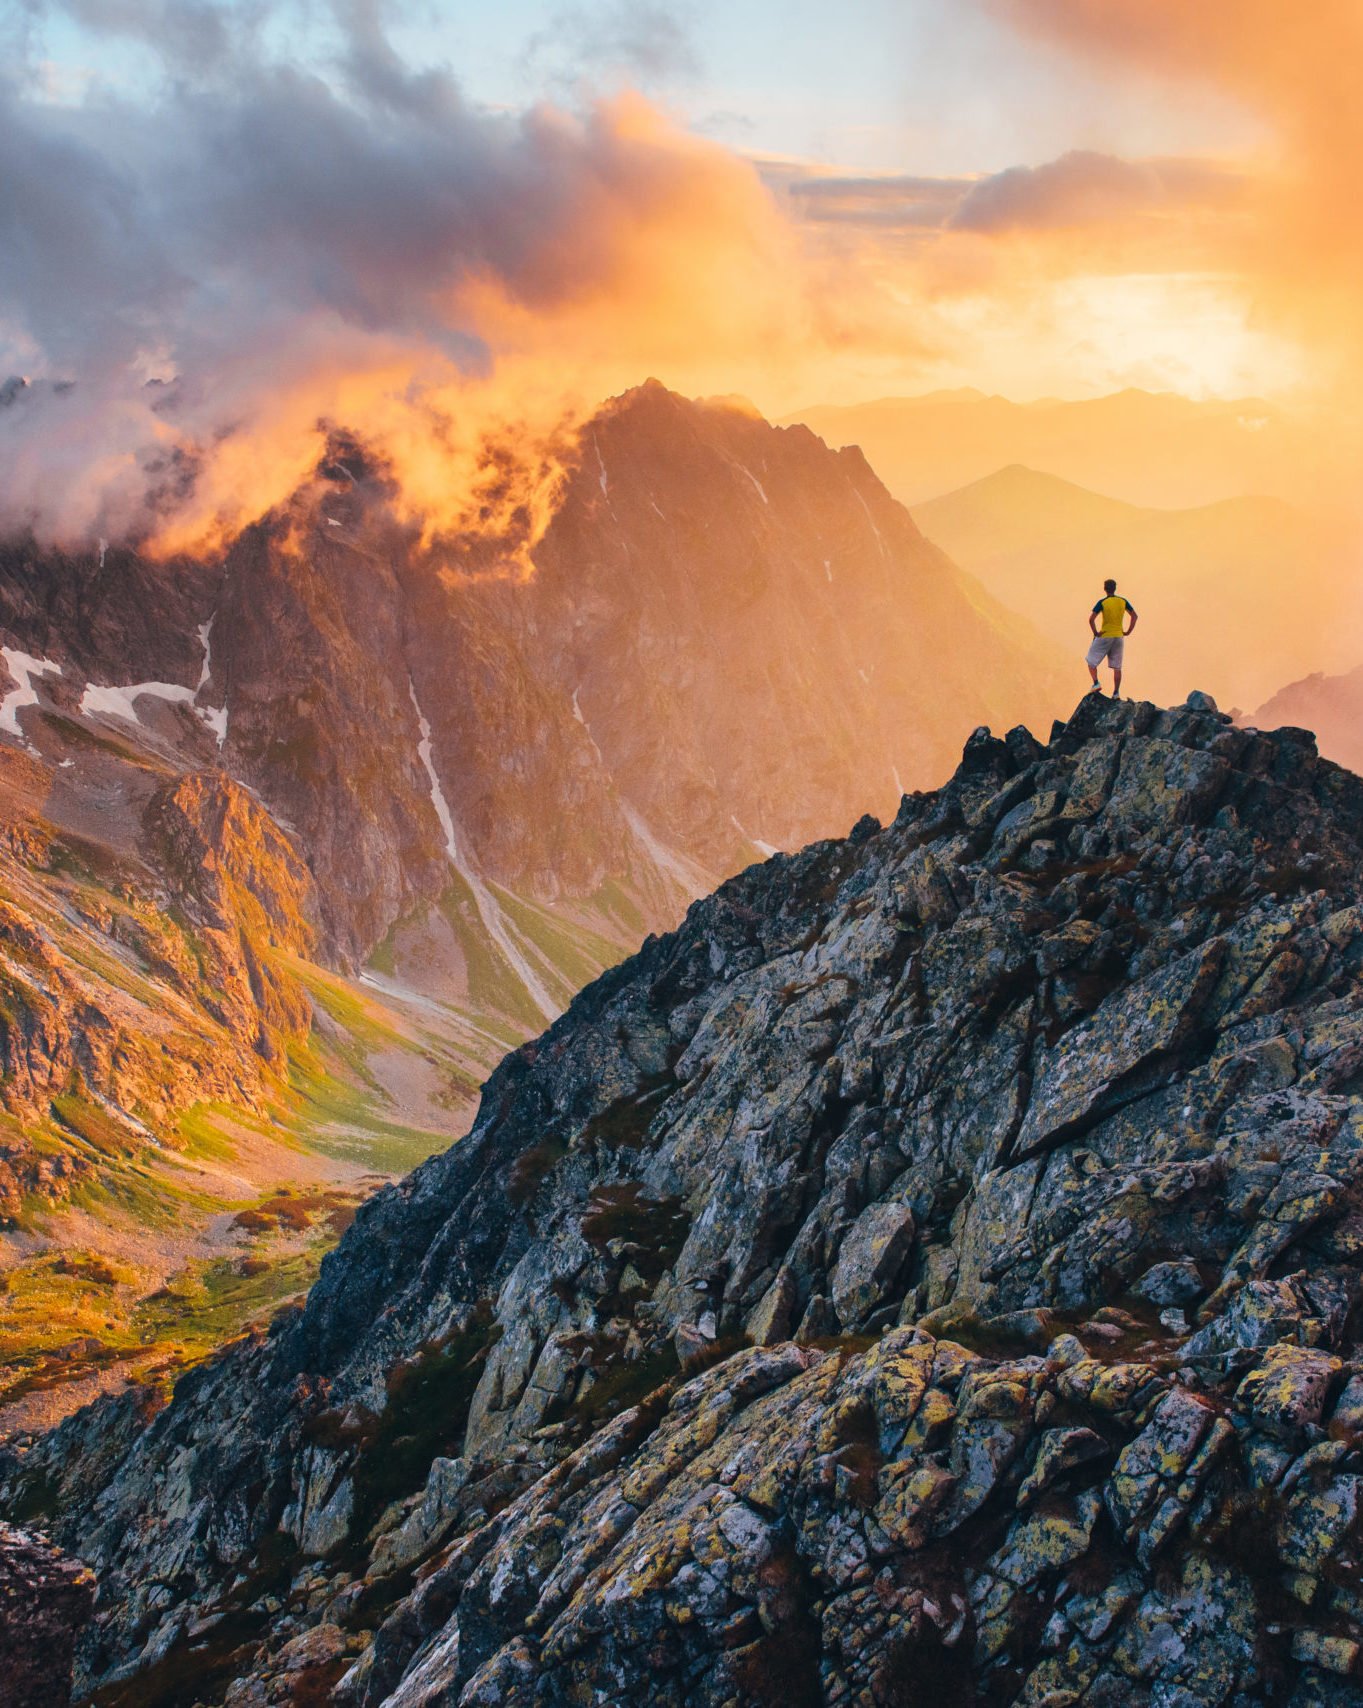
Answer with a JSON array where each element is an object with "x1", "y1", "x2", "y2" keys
[{"x1": 0, "y1": 731, "x2": 575, "y2": 1439}]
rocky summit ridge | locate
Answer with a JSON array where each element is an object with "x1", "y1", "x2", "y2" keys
[{"x1": 11, "y1": 689, "x2": 1363, "y2": 1706}]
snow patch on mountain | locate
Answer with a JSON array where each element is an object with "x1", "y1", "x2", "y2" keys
[
  {"x1": 79, "y1": 664, "x2": 229, "y2": 749},
  {"x1": 195, "y1": 619, "x2": 214, "y2": 692},
  {"x1": 199, "y1": 705, "x2": 228, "y2": 747},
  {"x1": 730, "y1": 814, "x2": 779, "y2": 858},
  {"x1": 855, "y1": 489, "x2": 888, "y2": 558},
  {"x1": 571, "y1": 688, "x2": 605, "y2": 766},
  {"x1": 81, "y1": 680, "x2": 198, "y2": 722},
  {"x1": 0, "y1": 648, "x2": 62, "y2": 742}
]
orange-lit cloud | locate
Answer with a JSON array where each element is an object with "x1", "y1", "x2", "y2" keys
[
  {"x1": 985, "y1": 1, "x2": 1363, "y2": 381},
  {"x1": 0, "y1": 23, "x2": 889, "y2": 558},
  {"x1": 4, "y1": 0, "x2": 1358, "y2": 563}
]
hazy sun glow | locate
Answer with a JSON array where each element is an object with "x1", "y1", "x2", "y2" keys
[{"x1": 1, "y1": 0, "x2": 1360, "y2": 553}]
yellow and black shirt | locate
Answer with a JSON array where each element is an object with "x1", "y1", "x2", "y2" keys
[{"x1": 1092, "y1": 595, "x2": 1136, "y2": 638}]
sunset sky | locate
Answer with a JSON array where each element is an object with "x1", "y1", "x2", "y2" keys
[{"x1": 4, "y1": 0, "x2": 1360, "y2": 546}]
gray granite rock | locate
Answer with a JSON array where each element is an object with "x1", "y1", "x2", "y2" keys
[{"x1": 12, "y1": 693, "x2": 1363, "y2": 1705}]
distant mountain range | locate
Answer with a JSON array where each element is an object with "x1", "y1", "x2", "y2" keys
[
  {"x1": 910, "y1": 463, "x2": 1355, "y2": 711},
  {"x1": 1250, "y1": 666, "x2": 1363, "y2": 775},
  {"x1": 786, "y1": 387, "x2": 1323, "y2": 510}
]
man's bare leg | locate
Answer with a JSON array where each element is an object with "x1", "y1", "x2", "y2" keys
[
  {"x1": 1112, "y1": 666, "x2": 1123, "y2": 698},
  {"x1": 1088, "y1": 664, "x2": 1101, "y2": 692}
]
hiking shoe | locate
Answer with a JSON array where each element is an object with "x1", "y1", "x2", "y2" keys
[{"x1": 1089, "y1": 680, "x2": 1103, "y2": 694}]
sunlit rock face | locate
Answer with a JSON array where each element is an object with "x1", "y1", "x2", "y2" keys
[
  {"x1": 499, "y1": 381, "x2": 1064, "y2": 878},
  {"x1": 0, "y1": 383, "x2": 1065, "y2": 966},
  {"x1": 0, "y1": 760, "x2": 316, "y2": 1218},
  {"x1": 15, "y1": 690, "x2": 1363, "y2": 1706}
]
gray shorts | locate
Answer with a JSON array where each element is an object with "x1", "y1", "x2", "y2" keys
[{"x1": 1086, "y1": 634, "x2": 1124, "y2": 670}]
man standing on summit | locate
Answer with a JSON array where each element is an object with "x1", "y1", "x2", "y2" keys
[{"x1": 1086, "y1": 578, "x2": 1138, "y2": 697}]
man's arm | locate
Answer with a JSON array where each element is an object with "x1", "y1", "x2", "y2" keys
[
  {"x1": 1124, "y1": 605, "x2": 1139, "y2": 635},
  {"x1": 1089, "y1": 604, "x2": 1101, "y2": 635}
]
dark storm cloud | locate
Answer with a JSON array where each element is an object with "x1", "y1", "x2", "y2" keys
[{"x1": 2, "y1": 0, "x2": 682, "y2": 354}]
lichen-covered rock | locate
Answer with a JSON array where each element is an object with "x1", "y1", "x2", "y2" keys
[
  {"x1": 13, "y1": 692, "x2": 1363, "y2": 1704},
  {"x1": 830, "y1": 1200, "x2": 916, "y2": 1326},
  {"x1": 1131, "y1": 1257, "x2": 1205, "y2": 1307}
]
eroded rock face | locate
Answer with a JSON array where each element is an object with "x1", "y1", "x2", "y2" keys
[
  {"x1": 12, "y1": 692, "x2": 1363, "y2": 1704},
  {"x1": 0, "y1": 383, "x2": 1067, "y2": 965},
  {"x1": 0, "y1": 1523, "x2": 95, "y2": 1706},
  {"x1": 0, "y1": 762, "x2": 317, "y2": 1215}
]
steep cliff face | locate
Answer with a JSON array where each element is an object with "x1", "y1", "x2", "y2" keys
[
  {"x1": 0, "y1": 747, "x2": 316, "y2": 1215},
  {"x1": 0, "y1": 384, "x2": 1067, "y2": 984},
  {"x1": 434, "y1": 381, "x2": 1063, "y2": 881},
  {"x1": 16, "y1": 692, "x2": 1363, "y2": 1706}
]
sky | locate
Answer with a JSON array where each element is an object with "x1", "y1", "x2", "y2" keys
[
  {"x1": 2, "y1": 0, "x2": 1359, "y2": 549},
  {"x1": 29, "y1": 0, "x2": 1263, "y2": 172}
]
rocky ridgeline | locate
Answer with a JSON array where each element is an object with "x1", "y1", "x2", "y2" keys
[{"x1": 10, "y1": 691, "x2": 1363, "y2": 1705}]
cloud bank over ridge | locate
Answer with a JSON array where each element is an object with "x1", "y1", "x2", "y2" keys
[
  {"x1": 2, "y1": 0, "x2": 1355, "y2": 552},
  {"x1": 0, "y1": 0, "x2": 822, "y2": 550}
]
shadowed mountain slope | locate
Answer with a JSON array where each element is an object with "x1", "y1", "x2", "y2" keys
[
  {"x1": 1251, "y1": 666, "x2": 1363, "y2": 778},
  {"x1": 12, "y1": 690, "x2": 1363, "y2": 1706}
]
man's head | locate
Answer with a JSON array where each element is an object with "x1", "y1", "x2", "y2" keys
[{"x1": 1104, "y1": 578, "x2": 1117, "y2": 595}]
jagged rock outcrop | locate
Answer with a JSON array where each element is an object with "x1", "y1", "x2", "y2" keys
[
  {"x1": 0, "y1": 1522, "x2": 96, "y2": 1705},
  {"x1": 143, "y1": 771, "x2": 316, "y2": 1065},
  {"x1": 12, "y1": 691, "x2": 1363, "y2": 1705}
]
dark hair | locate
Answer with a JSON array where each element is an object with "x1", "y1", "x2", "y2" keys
[{"x1": 1103, "y1": 578, "x2": 1117, "y2": 594}]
